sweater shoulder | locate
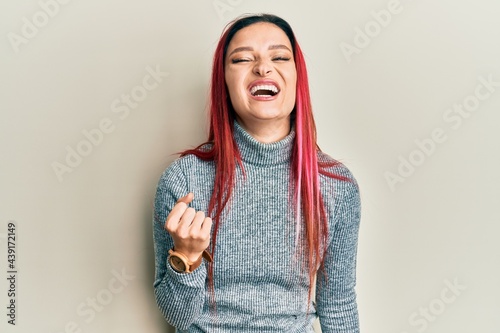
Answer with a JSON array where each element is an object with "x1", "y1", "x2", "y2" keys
[
  {"x1": 156, "y1": 149, "x2": 215, "y2": 200},
  {"x1": 317, "y1": 151, "x2": 361, "y2": 233},
  {"x1": 157, "y1": 153, "x2": 207, "y2": 189},
  {"x1": 317, "y1": 150, "x2": 357, "y2": 184},
  {"x1": 154, "y1": 152, "x2": 214, "y2": 220}
]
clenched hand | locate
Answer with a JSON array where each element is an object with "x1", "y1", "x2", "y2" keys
[{"x1": 165, "y1": 193, "x2": 212, "y2": 262}]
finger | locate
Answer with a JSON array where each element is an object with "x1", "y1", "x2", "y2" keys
[
  {"x1": 165, "y1": 201, "x2": 189, "y2": 231},
  {"x1": 176, "y1": 207, "x2": 197, "y2": 237},
  {"x1": 189, "y1": 211, "x2": 206, "y2": 231},
  {"x1": 176, "y1": 192, "x2": 194, "y2": 205},
  {"x1": 200, "y1": 217, "x2": 213, "y2": 236}
]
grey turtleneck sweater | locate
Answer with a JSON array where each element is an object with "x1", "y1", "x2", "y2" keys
[{"x1": 153, "y1": 122, "x2": 361, "y2": 333}]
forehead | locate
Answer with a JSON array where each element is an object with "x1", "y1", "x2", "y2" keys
[{"x1": 227, "y1": 22, "x2": 292, "y2": 50}]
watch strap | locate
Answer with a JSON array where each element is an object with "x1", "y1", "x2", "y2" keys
[{"x1": 188, "y1": 250, "x2": 213, "y2": 272}]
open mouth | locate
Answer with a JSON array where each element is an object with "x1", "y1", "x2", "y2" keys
[{"x1": 249, "y1": 84, "x2": 279, "y2": 97}]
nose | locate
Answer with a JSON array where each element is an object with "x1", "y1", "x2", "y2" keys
[{"x1": 253, "y1": 59, "x2": 272, "y2": 76}]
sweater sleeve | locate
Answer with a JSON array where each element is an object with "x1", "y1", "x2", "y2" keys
[
  {"x1": 316, "y1": 176, "x2": 361, "y2": 332},
  {"x1": 152, "y1": 161, "x2": 207, "y2": 330}
]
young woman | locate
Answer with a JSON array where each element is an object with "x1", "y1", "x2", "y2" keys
[{"x1": 153, "y1": 13, "x2": 361, "y2": 333}]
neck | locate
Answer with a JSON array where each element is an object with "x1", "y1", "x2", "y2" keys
[
  {"x1": 235, "y1": 116, "x2": 291, "y2": 143},
  {"x1": 233, "y1": 120, "x2": 295, "y2": 166}
]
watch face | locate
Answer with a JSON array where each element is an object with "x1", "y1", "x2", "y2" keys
[{"x1": 170, "y1": 256, "x2": 186, "y2": 272}]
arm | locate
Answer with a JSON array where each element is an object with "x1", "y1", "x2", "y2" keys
[
  {"x1": 152, "y1": 163, "x2": 208, "y2": 330},
  {"x1": 317, "y1": 178, "x2": 361, "y2": 332}
]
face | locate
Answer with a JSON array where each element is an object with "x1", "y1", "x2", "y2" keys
[{"x1": 224, "y1": 22, "x2": 297, "y2": 132}]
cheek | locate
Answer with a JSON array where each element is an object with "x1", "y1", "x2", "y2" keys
[
  {"x1": 286, "y1": 72, "x2": 297, "y2": 101},
  {"x1": 284, "y1": 65, "x2": 297, "y2": 88},
  {"x1": 228, "y1": 80, "x2": 247, "y2": 103},
  {"x1": 225, "y1": 71, "x2": 239, "y2": 93},
  {"x1": 284, "y1": 76, "x2": 297, "y2": 111},
  {"x1": 227, "y1": 84, "x2": 243, "y2": 104}
]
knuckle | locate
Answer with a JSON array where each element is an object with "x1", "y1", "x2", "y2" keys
[
  {"x1": 192, "y1": 230, "x2": 208, "y2": 241},
  {"x1": 189, "y1": 232, "x2": 200, "y2": 241},
  {"x1": 189, "y1": 226, "x2": 201, "y2": 237},
  {"x1": 165, "y1": 219, "x2": 174, "y2": 231},
  {"x1": 195, "y1": 230, "x2": 209, "y2": 241},
  {"x1": 177, "y1": 230, "x2": 188, "y2": 239},
  {"x1": 165, "y1": 214, "x2": 174, "y2": 224}
]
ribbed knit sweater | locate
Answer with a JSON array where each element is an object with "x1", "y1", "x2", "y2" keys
[{"x1": 153, "y1": 122, "x2": 361, "y2": 332}]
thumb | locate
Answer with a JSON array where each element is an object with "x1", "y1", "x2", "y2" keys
[{"x1": 176, "y1": 192, "x2": 194, "y2": 205}]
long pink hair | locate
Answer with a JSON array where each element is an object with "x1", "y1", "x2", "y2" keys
[{"x1": 181, "y1": 14, "x2": 349, "y2": 307}]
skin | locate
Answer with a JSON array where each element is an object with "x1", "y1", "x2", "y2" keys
[
  {"x1": 165, "y1": 193, "x2": 212, "y2": 263},
  {"x1": 165, "y1": 22, "x2": 297, "y2": 265}
]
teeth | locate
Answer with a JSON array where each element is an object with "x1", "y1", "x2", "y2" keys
[{"x1": 250, "y1": 84, "x2": 279, "y2": 95}]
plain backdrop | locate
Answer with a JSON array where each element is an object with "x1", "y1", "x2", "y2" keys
[{"x1": 1, "y1": 0, "x2": 499, "y2": 332}]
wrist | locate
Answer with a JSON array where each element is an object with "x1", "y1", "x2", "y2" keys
[
  {"x1": 168, "y1": 248, "x2": 213, "y2": 273},
  {"x1": 172, "y1": 247, "x2": 203, "y2": 263}
]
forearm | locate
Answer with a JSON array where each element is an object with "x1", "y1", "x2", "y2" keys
[
  {"x1": 317, "y1": 285, "x2": 359, "y2": 333},
  {"x1": 153, "y1": 219, "x2": 207, "y2": 329},
  {"x1": 317, "y1": 174, "x2": 361, "y2": 332}
]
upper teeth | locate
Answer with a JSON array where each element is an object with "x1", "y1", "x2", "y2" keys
[{"x1": 250, "y1": 85, "x2": 279, "y2": 95}]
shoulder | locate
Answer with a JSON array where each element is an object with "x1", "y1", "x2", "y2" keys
[
  {"x1": 154, "y1": 157, "x2": 188, "y2": 205},
  {"x1": 317, "y1": 151, "x2": 360, "y2": 219},
  {"x1": 154, "y1": 153, "x2": 212, "y2": 218},
  {"x1": 156, "y1": 146, "x2": 216, "y2": 197},
  {"x1": 317, "y1": 151, "x2": 357, "y2": 184},
  {"x1": 158, "y1": 151, "x2": 213, "y2": 184}
]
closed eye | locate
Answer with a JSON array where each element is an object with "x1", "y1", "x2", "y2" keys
[
  {"x1": 231, "y1": 58, "x2": 251, "y2": 64},
  {"x1": 273, "y1": 57, "x2": 291, "y2": 61}
]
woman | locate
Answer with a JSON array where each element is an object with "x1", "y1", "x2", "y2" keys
[{"x1": 153, "y1": 13, "x2": 361, "y2": 332}]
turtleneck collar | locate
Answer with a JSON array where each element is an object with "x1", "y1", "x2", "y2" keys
[{"x1": 233, "y1": 121, "x2": 295, "y2": 166}]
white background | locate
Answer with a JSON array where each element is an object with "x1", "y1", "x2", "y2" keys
[{"x1": 1, "y1": 0, "x2": 499, "y2": 332}]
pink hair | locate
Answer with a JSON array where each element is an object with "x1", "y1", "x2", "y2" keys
[{"x1": 181, "y1": 14, "x2": 349, "y2": 309}]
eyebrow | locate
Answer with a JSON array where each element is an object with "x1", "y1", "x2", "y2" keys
[{"x1": 228, "y1": 44, "x2": 292, "y2": 57}]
